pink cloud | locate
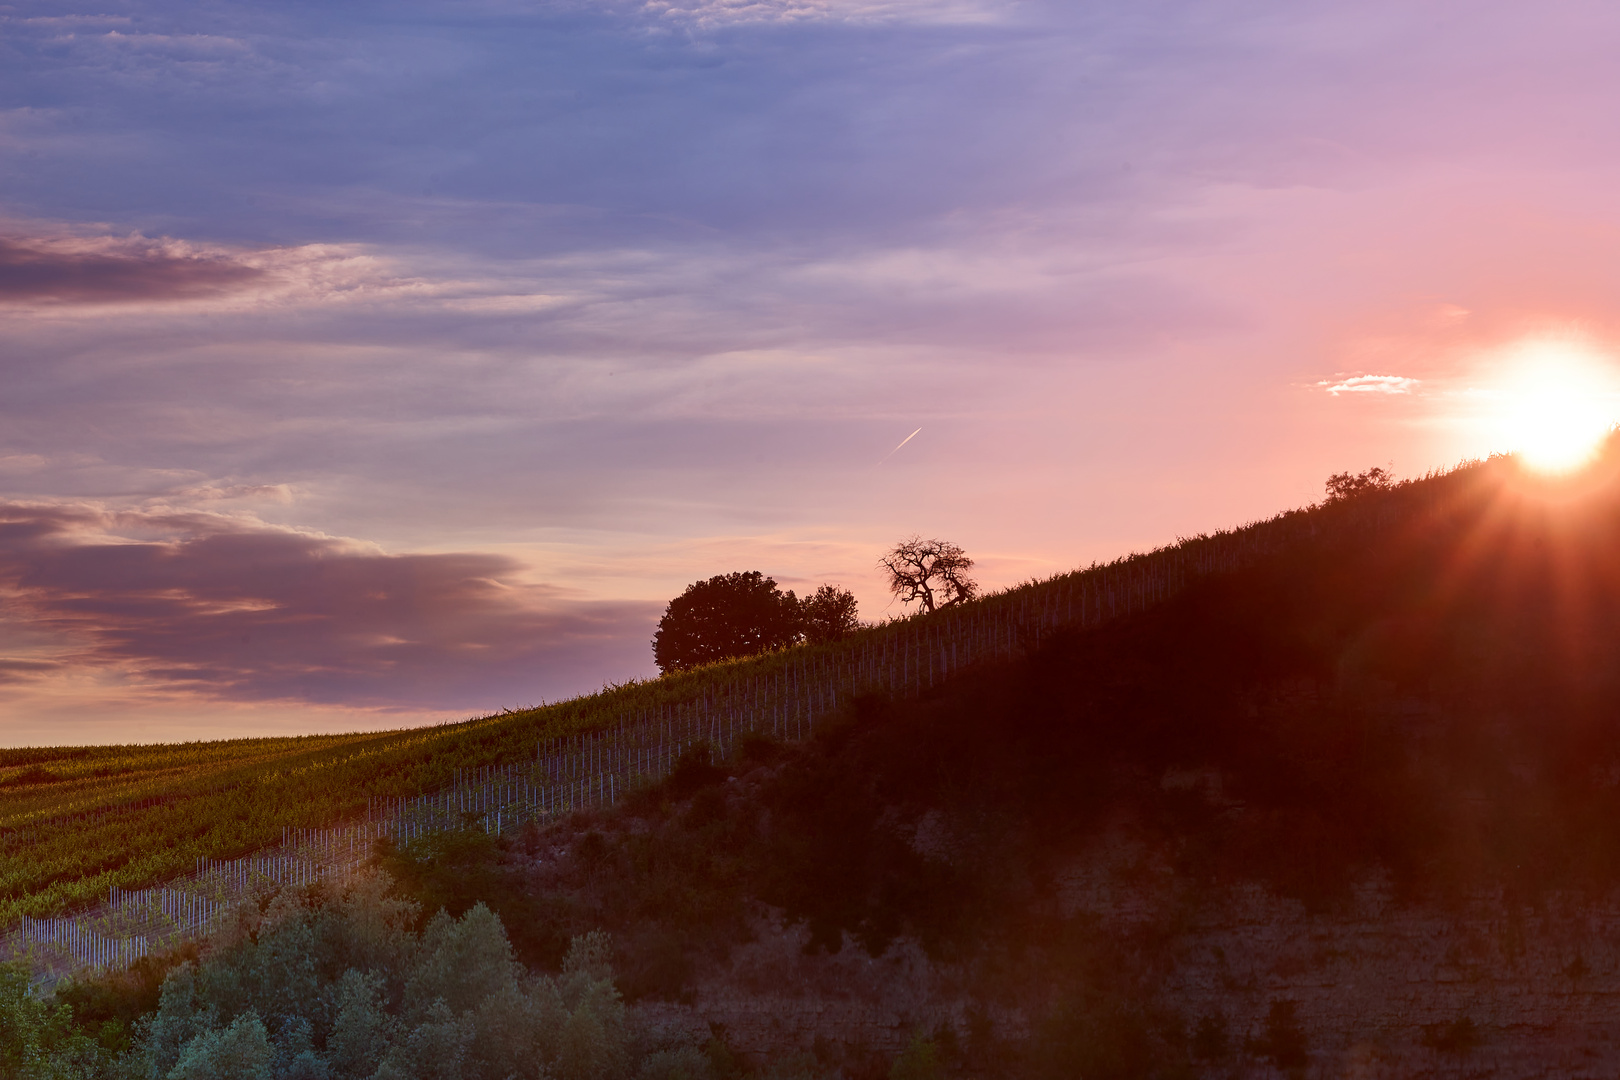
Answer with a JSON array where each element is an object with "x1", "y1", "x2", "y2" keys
[
  {"x1": 1319, "y1": 374, "x2": 1420, "y2": 396},
  {"x1": 0, "y1": 235, "x2": 263, "y2": 304},
  {"x1": 0, "y1": 502, "x2": 659, "y2": 710}
]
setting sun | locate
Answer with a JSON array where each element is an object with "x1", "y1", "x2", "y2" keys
[{"x1": 1494, "y1": 341, "x2": 1619, "y2": 472}]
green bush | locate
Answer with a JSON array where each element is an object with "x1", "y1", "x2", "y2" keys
[
  {"x1": 0, "y1": 961, "x2": 117, "y2": 1080},
  {"x1": 127, "y1": 873, "x2": 635, "y2": 1080}
]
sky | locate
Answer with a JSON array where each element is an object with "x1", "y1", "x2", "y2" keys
[{"x1": 5, "y1": 0, "x2": 1620, "y2": 744}]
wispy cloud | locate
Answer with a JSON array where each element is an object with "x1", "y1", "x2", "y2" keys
[
  {"x1": 0, "y1": 226, "x2": 580, "y2": 316},
  {"x1": 634, "y1": 0, "x2": 1008, "y2": 26},
  {"x1": 1319, "y1": 374, "x2": 1420, "y2": 396}
]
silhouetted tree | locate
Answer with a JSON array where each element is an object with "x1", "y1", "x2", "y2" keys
[
  {"x1": 879, "y1": 537, "x2": 976, "y2": 613},
  {"x1": 800, "y1": 584, "x2": 861, "y2": 645},
  {"x1": 1324, "y1": 466, "x2": 1394, "y2": 502},
  {"x1": 653, "y1": 571, "x2": 801, "y2": 674}
]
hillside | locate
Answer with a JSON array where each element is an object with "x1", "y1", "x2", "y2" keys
[
  {"x1": 352, "y1": 443, "x2": 1620, "y2": 1075},
  {"x1": 13, "y1": 444, "x2": 1620, "y2": 1077},
  {"x1": 0, "y1": 467, "x2": 1347, "y2": 930}
]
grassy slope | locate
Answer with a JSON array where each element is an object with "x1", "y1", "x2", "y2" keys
[{"x1": 0, "y1": 668, "x2": 793, "y2": 922}]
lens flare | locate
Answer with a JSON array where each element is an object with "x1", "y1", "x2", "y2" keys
[{"x1": 1493, "y1": 341, "x2": 1619, "y2": 472}]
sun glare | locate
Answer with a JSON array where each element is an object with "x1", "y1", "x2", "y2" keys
[{"x1": 1493, "y1": 341, "x2": 1619, "y2": 472}]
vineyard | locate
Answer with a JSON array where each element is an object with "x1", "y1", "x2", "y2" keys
[{"x1": 0, "y1": 459, "x2": 1500, "y2": 978}]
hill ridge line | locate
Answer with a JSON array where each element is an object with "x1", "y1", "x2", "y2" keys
[{"x1": 0, "y1": 461, "x2": 1487, "y2": 979}]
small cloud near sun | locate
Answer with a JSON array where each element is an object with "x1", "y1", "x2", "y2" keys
[{"x1": 1318, "y1": 374, "x2": 1420, "y2": 396}]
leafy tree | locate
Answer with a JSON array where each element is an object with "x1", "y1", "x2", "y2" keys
[
  {"x1": 326, "y1": 971, "x2": 393, "y2": 1078},
  {"x1": 165, "y1": 1011, "x2": 274, "y2": 1080},
  {"x1": 0, "y1": 961, "x2": 106, "y2": 1079},
  {"x1": 403, "y1": 904, "x2": 520, "y2": 1019},
  {"x1": 2, "y1": 870, "x2": 898, "y2": 1080},
  {"x1": 1324, "y1": 466, "x2": 1394, "y2": 502},
  {"x1": 878, "y1": 537, "x2": 976, "y2": 613},
  {"x1": 0, "y1": 962, "x2": 49, "y2": 1077},
  {"x1": 799, "y1": 585, "x2": 861, "y2": 645},
  {"x1": 374, "y1": 999, "x2": 469, "y2": 1080},
  {"x1": 131, "y1": 876, "x2": 636, "y2": 1080},
  {"x1": 652, "y1": 572, "x2": 801, "y2": 674}
]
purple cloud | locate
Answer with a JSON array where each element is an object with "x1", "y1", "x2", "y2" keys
[
  {"x1": 0, "y1": 659, "x2": 59, "y2": 684},
  {"x1": 0, "y1": 502, "x2": 659, "y2": 710},
  {"x1": 0, "y1": 235, "x2": 263, "y2": 304}
]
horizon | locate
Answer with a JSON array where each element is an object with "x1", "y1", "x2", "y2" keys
[{"x1": 6, "y1": 0, "x2": 1620, "y2": 744}]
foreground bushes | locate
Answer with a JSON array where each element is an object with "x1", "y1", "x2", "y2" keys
[
  {"x1": 141, "y1": 878, "x2": 633, "y2": 1080},
  {"x1": 2, "y1": 873, "x2": 744, "y2": 1080},
  {"x1": 0, "y1": 961, "x2": 117, "y2": 1079}
]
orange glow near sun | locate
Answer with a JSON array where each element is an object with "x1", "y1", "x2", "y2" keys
[{"x1": 1489, "y1": 339, "x2": 1620, "y2": 473}]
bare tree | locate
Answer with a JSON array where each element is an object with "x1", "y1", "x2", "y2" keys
[{"x1": 879, "y1": 536, "x2": 977, "y2": 613}]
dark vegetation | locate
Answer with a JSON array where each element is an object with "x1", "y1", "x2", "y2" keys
[
  {"x1": 653, "y1": 573, "x2": 861, "y2": 674},
  {"x1": 4, "y1": 878, "x2": 752, "y2": 1080},
  {"x1": 799, "y1": 585, "x2": 863, "y2": 647},
  {"x1": 654, "y1": 572, "x2": 808, "y2": 674},
  {"x1": 14, "y1": 445, "x2": 1620, "y2": 1077},
  {"x1": 1323, "y1": 465, "x2": 1395, "y2": 502}
]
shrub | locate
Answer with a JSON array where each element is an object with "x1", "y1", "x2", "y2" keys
[
  {"x1": 0, "y1": 961, "x2": 113, "y2": 1080},
  {"x1": 127, "y1": 876, "x2": 634, "y2": 1080}
]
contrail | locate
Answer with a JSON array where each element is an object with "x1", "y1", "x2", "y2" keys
[{"x1": 879, "y1": 427, "x2": 922, "y2": 464}]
